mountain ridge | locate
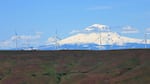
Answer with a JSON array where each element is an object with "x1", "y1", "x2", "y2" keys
[
  {"x1": 42, "y1": 24, "x2": 150, "y2": 50},
  {"x1": 12, "y1": 24, "x2": 150, "y2": 50}
]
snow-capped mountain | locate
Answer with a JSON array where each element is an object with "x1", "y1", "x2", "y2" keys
[
  {"x1": 59, "y1": 32, "x2": 144, "y2": 46},
  {"x1": 59, "y1": 24, "x2": 147, "y2": 45},
  {"x1": 39, "y1": 24, "x2": 150, "y2": 50}
]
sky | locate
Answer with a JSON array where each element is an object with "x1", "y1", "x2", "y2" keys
[{"x1": 0, "y1": 0, "x2": 150, "y2": 48}]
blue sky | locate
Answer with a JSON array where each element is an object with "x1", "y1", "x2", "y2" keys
[{"x1": 0, "y1": 0, "x2": 150, "y2": 48}]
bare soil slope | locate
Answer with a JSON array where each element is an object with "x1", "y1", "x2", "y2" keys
[{"x1": 0, "y1": 49, "x2": 150, "y2": 84}]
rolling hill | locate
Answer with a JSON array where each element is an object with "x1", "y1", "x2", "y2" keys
[{"x1": 0, "y1": 49, "x2": 150, "y2": 84}]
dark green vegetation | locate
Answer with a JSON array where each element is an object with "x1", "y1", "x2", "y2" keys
[{"x1": 0, "y1": 49, "x2": 150, "y2": 84}]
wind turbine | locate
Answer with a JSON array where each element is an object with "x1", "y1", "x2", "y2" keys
[
  {"x1": 14, "y1": 30, "x2": 19, "y2": 50},
  {"x1": 99, "y1": 27, "x2": 103, "y2": 49},
  {"x1": 107, "y1": 27, "x2": 113, "y2": 50},
  {"x1": 94, "y1": 27, "x2": 107, "y2": 50},
  {"x1": 144, "y1": 32, "x2": 150, "y2": 48},
  {"x1": 98, "y1": 26, "x2": 111, "y2": 50},
  {"x1": 54, "y1": 29, "x2": 61, "y2": 50}
]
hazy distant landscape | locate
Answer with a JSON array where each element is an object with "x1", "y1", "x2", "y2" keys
[{"x1": 0, "y1": 49, "x2": 149, "y2": 84}]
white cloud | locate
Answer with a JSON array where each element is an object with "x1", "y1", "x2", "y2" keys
[
  {"x1": 35, "y1": 32, "x2": 43, "y2": 35},
  {"x1": 146, "y1": 28, "x2": 150, "y2": 33},
  {"x1": 85, "y1": 27, "x2": 94, "y2": 31},
  {"x1": 0, "y1": 40, "x2": 12, "y2": 48},
  {"x1": 47, "y1": 37, "x2": 57, "y2": 44},
  {"x1": 47, "y1": 36, "x2": 61, "y2": 45},
  {"x1": 121, "y1": 26, "x2": 139, "y2": 34},
  {"x1": 69, "y1": 30, "x2": 81, "y2": 34},
  {"x1": 88, "y1": 6, "x2": 112, "y2": 10},
  {"x1": 0, "y1": 32, "x2": 43, "y2": 49},
  {"x1": 85, "y1": 24, "x2": 110, "y2": 31},
  {"x1": 11, "y1": 32, "x2": 42, "y2": 41},
  {"x1": 69, "y1": 24, "x2": 110, "y2": 36}
]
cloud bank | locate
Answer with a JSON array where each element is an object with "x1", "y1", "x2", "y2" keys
[
  {"x1": 0, "y1": 32, "x2": 43, "y2": 49},
  {"x1": 121, "y1": 26, "x2": 139, "y2": 34}
]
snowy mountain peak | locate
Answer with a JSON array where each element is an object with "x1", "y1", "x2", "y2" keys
[
  {"x1": 57, "y1": 24, "x2": 149, "y2": 46},
  {"x1": 41, "y1": 24, "x2": 150, "y2": 50},
  {"x1": 59, "y1": 31, "x2": 143, "y2": 46}
]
